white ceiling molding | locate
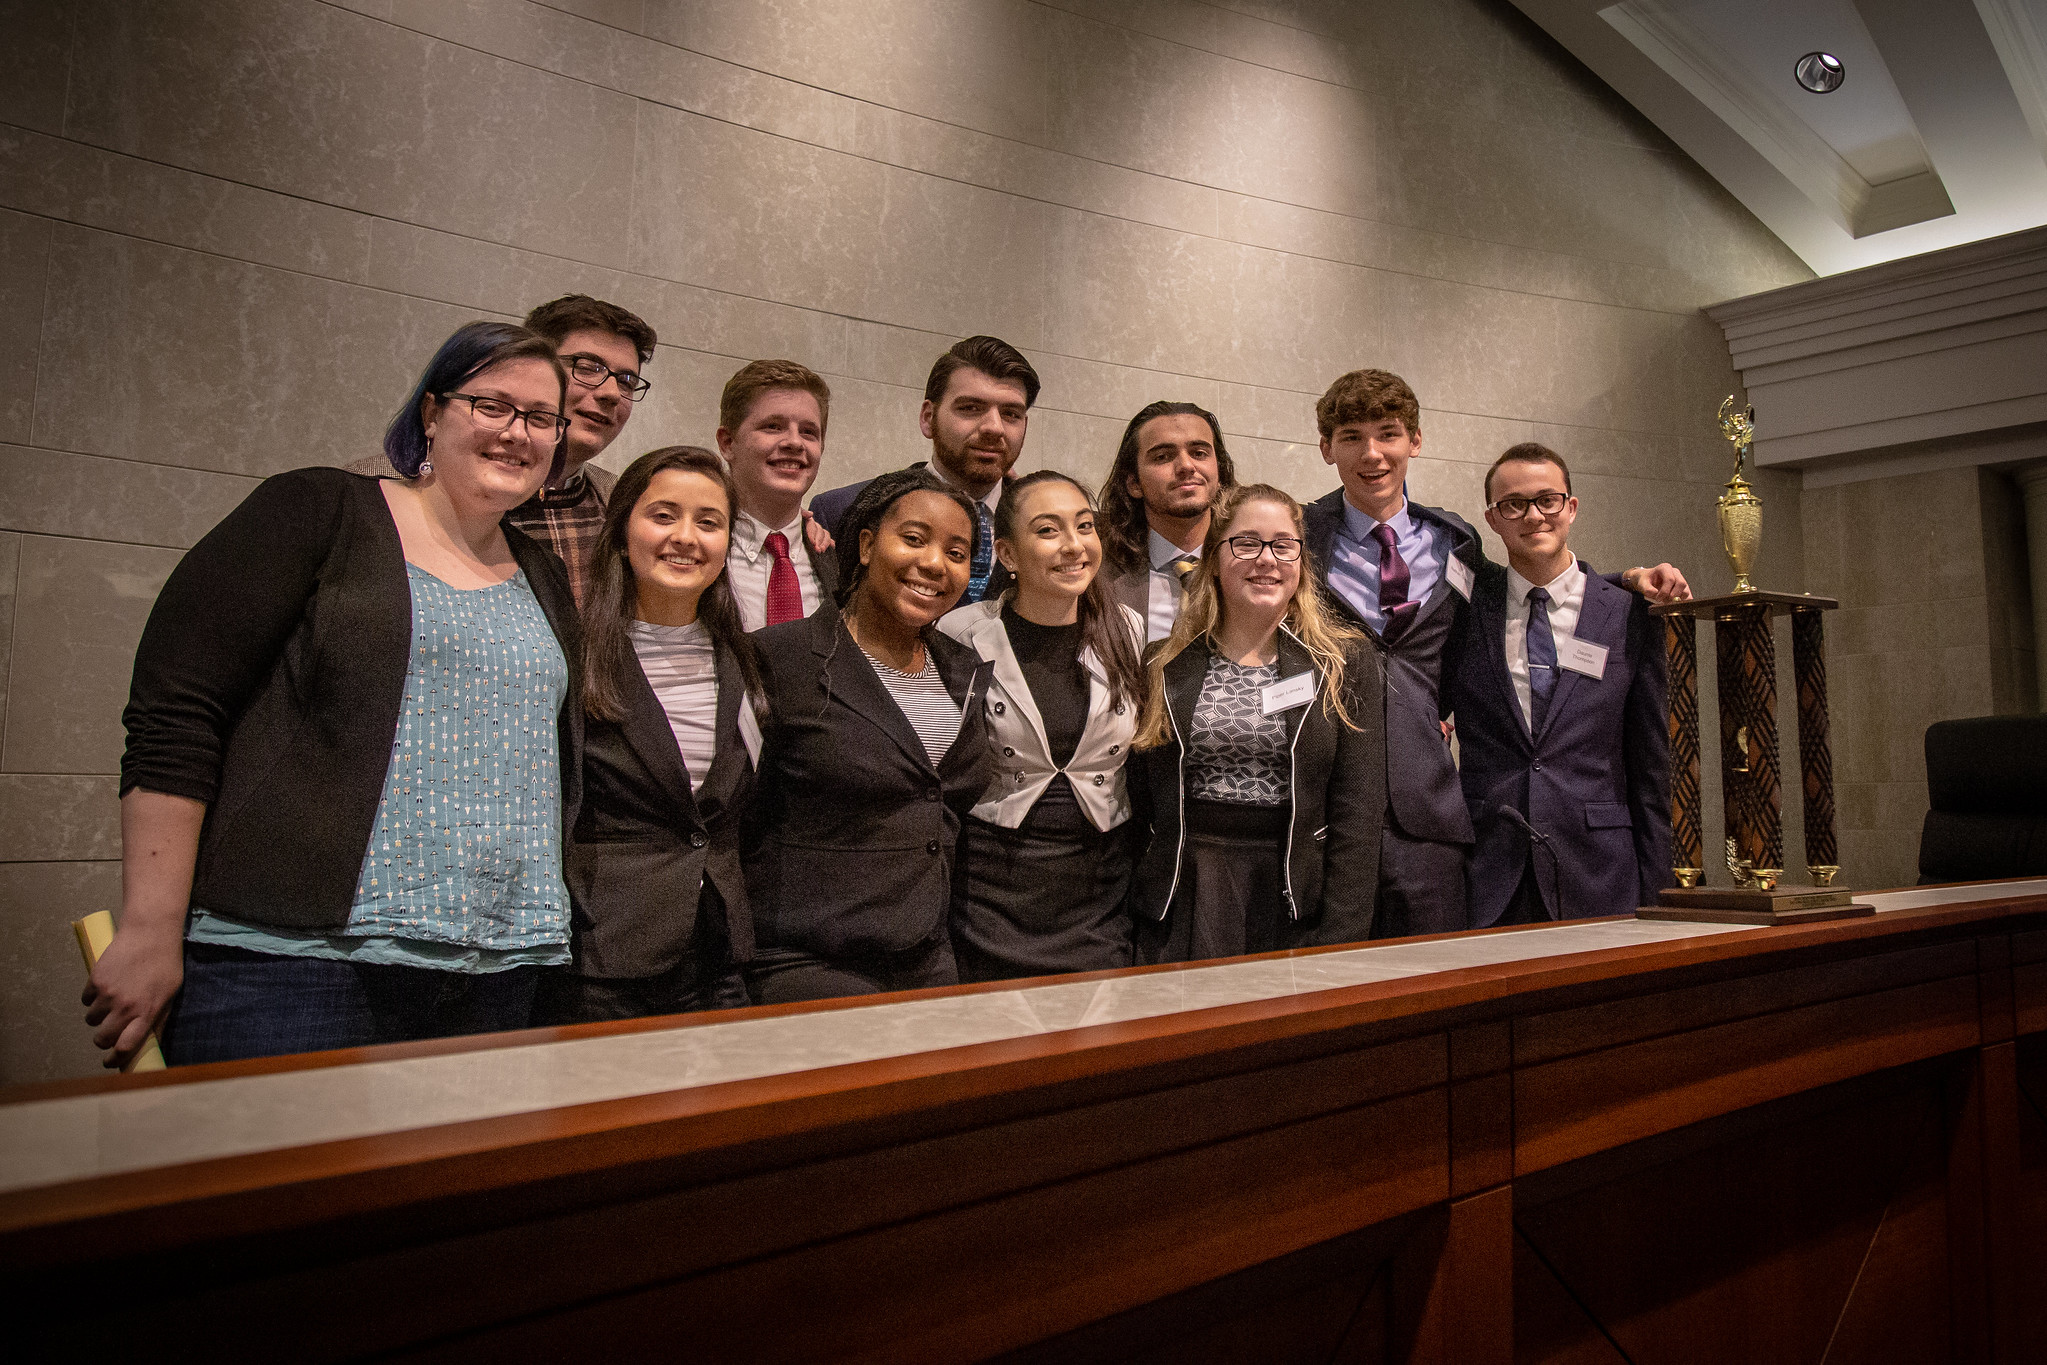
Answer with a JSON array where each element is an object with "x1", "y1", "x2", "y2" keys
[
  {"x1": 1601, "y1": 0, "x2": 1953, "y2": 237},
  {"x1": 1973, "y1": 0, "x2": 2047, "y2": 164},
  {"x1": 1512, "y1": 0, "x2": 2047, "y2": 274},
  {"x1": 1706, "y1": 223, "x2": 2047, "y2": 484}
]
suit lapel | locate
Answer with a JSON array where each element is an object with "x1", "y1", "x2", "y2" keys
[
  {"x1": 1534, "y1": 562, "x2": 1622, "y2": 747},
  {"x1": 692, "y1": 641, "x2": 750, "y2": 824},
  {"x1": 1404, "y1": 503, "x2": 1474, "y2": 636},
  {"x1": 805, "y1": 537, "x2": 840, "y2": 609},
  {"x1": 813, "y1": 611, "x2": 938, "y2": 773},
  {"x1": 1275, "y1": 629, "x2": 1318, "y2": 747},
  {"x1": 1475, "y1": 567, "x2": 1530, "y2": 749},
  {"x1": 1163, "y1": 643, "x2": 1207, "y2": 749},
  {"x1": 615, "y1": 643, "x2": 699, "y2": 818},
  {"x1": 968, "y1": 606, "x2": 1051, "y2": 759}
]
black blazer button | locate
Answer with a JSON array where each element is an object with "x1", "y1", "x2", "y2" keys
[
  {"x1": 926, "y1": 839, "x2": 941, "y2": 854},
  {"x1": 1092, "y1": 773, "x2": 1106, "y2": 786},
  {"x1": 1002, "y1": 746, "x2": 1015, "y2": 757},
  {"x1": 926, "y1": 787, "x2": 940, "y2": 801},
  {"x1": 690, "y1": 832, "x2": 708, "y2": 848}
]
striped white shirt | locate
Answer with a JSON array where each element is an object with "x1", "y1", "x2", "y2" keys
[
  {"x1": 629, "y1": 619, "x2": 719, "y2": 793},
  {"x1": 860, "y1": 647, "x2": 963, "y2": 767}
]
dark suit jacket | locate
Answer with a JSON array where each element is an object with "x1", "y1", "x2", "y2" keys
[
  {"x1": 809, "y1": 464, "x2": 1014, "y2": 604},
  {"x1": 1302, "y1": 489, "x2": 1480, "y2": 849},
  {"x1": 744, "y1": 606, "x2": 996, "y2": 958},
  {"x1": 1447, "y1": 560, "x2": 1672, "y2": 925},
  {"x1": 1126, "y1": 630, "x2": 1386, "y2": 947},
  {"x1": 566, "y1": 638, "x2": 757, "y2": 979},
  {"x1": 122, "y1": 468, "x2": 582, "y2": 931}
]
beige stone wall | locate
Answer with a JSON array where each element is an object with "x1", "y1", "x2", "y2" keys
[{"x1": 0, "y1": 0, "x2": 1809, "y2": 1082}]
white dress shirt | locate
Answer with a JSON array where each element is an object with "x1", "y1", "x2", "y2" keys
[
  {"x1": 1145, "y1": 528, "x2": 1199, "y2": 643},
  {"x1": 1504, "y1": 556, "x2": 1587, "y2": 731},
  {"x1": 727, "y1": 509, "x2": 822, "y2": 632},
  {"x1": 628, "y1": 619, "x2": 719, "y2": 792}
]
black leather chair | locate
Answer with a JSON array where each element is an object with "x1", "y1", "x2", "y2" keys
[{"x1": 1917, "y1": 714, "x2": 2047, "y2": 883}]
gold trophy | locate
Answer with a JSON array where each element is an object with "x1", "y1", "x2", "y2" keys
[{"x1": 1716, "y1": 397, "x2": 1761, "y2": 594}]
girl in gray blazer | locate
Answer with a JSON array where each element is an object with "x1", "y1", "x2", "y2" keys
[{"x1": 937, "y1": 471, "x2": 1150, "y2": 981}]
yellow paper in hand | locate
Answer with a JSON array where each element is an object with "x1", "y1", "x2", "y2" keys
[{"x1": 73, "y1": 910, "x2": 168, "y2": 1072}]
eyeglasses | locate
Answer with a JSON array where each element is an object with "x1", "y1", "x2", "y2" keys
[
  {"x1": 1487, "y1": 491, "x2": 1568, "y2": 520},
  {"x1": 563, "y1": 355, "x2": 650, "y2": 401},
  {"x1": 439, "y1": 392, "x2": 568, "y2": 438},
  {"x1": 1224, "y1": 534, "x2": 1303, "y2": 562}
]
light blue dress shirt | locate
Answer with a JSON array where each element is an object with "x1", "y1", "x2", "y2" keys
[
  {"x1": 1326, "y1": 498, "x2": 1448, "y2": 633},
  {"x1": 1145, "y1": 528, "x2": 1199, "y2": 642}
]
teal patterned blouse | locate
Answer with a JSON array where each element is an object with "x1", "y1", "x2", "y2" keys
[{"x1": 188, "y1": 563, "x2": 570, "y2": 971}]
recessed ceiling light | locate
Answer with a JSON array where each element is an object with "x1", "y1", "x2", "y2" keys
[{"x1": 1795, "y1": 52, "x2": 1845, "y2": 93}]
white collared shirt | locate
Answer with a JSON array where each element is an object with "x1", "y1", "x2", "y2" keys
[
  {"x1": 1505, "y1": 556, "x2": 1587, "y2": 730},
  {"x1": 1145, "y1": 528, "x2": 1199, "y2": 642},
  {"x1": 727, "y1": 509, "x2": 821, "y2": 632}
]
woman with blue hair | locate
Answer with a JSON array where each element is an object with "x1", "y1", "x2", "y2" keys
[{"x1": 85, "y1": 320, "x2": 585, "y2": 1065}]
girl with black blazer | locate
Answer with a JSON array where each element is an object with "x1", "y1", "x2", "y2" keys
[
  {"x1": 743, "y1": 468, "x2": 995, "y2": 1004},
  {"x1": 937, "y1": 470, "x2": 1149, "y2": 981},
  {"x1": 1128, "y1": 484, "x2": 1387, "y2": 964},
  {"x1": 91, "y1": 322, "x2": 583, "y2": 1066},
  {"x1": 531, "y1": 447, "x2": 766, "y2": 1025}
]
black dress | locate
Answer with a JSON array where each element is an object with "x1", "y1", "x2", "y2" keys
[{"x1": 954, "y1": 609, "x2": 1138, "y2": 982}]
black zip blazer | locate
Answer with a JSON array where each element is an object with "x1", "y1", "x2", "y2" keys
[
  {"x1": 743, "y1": 606, "x2": 996, "y2": 958},
  {"x1": 1126, "y1": 630, "x2": 1386, "y2": 946},
  {"x1": 566, "y1": 638, "x2": 757, "y2": 979},
  {"x1": 120, "y1": 468, "x2": 583, "y2": 931}
]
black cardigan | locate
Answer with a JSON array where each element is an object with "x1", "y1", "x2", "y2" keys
[
  {"x1": 1126, "y1": 630, "x2": 1386, "y2": 947},
  {"x1": 566, "y1": 637, "x2": 756, "y2": 979},
  {"x1": 121, "y1": 468, "x2": 583, "y2": 931},
  {"x1": 742, "y1": 606, "x2": 994, "y2": 959}
]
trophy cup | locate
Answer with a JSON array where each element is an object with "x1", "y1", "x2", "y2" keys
[{"x1": 1638, "y1": 397, "x2": 1870, "y2": 925}]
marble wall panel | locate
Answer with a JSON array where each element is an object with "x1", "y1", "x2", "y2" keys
[
  {"x1": 0, "y1": 209, "x2": 48, "y2": 446},
  {"x1": 0, "y1": 775, "x2": 120, "y2": 861},
  {"x1": 1038, "y1": 0, "x2": 1356, "y2": 89},
  {"x1": 1042, "y1": 210, "x2": 1383, "y2": 397},
  {"x1": 0, "y1": 531, "x2": 17, "y2": 760},
  {"x1": 1, "y1": 536, "x2": 182, "y2": 777},
  {"x1": 1041, "y1": 4, "x2": 1380, "y2": 221},
  {"x1": 0, "y1": 860, "x2": 122, "y2": 1086},
  {"x1": 629, "y1": 102, "x2": 1050, "y2": 347},
  {"x1": 63, "y1": 0, "x2": 639, "y2": 267},
  {"x1": 636, "y1": 0, "x2": 1050, "y2": 145},
  {"x1": 0, "y1": 127, "x2": 375, "y2": 284},
  {"x1": 36, "y1": 227, "x2": 479, "y2": 478},
  {"x1": 0, "y1": 447, "x2": 259, "y2": 550},
  {"x1": 0, "y1": 0, "x2": 72, "y2": 137}
]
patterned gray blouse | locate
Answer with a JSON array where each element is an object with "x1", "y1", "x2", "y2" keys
[{"x1": 1185, "y1": 650, "x2": 1289, "y2": 807}]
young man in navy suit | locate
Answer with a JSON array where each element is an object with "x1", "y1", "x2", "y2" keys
[
  {"x1": 1303, "y1": 371, "x2": 1686, "y2": 937},
  {"x1": 1448, "y1": 444, "x2": 1673, "y2": 924}
]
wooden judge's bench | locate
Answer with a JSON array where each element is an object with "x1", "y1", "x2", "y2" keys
[{"x1": 3, "y1": 881, "x2": 2044, "y2": 1363}]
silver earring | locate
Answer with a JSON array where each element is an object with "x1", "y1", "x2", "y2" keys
[{"x1": 418, "y1": 435, "x2": 433, "y2": 478}]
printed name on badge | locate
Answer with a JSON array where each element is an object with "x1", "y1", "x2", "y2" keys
[
  {"x1": 1261, "y1": 671, "x2": 1318, "y2": 715},
  {"x1": 1557, "y1": 635, "x2": 1609, "y2": 680},
  {"x1": 1446, "y1": 556, "x2": 1474, "y2": 600},
  {"x1": 738, "y1": 694, "x2": 765, "y2": 766}
]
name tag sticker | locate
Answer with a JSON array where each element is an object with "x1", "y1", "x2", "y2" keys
[
  {"x1": 1557, "y1": 635, "x2": 1609, "y2": 680},
  {"x1": 1446, "y1": 556, "x2": 1474, "y2": 600},
  {"x1": 1261, "y1": 671, "x2": 1318, "y2": 715},
  {"x1": 738, "y1": 694, "x2": 765, "y2": 767}
]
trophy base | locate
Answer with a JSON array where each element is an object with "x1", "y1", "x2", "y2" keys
[{"x1": 1637, "y1": 885, "x2": 1875, "y2": 925}]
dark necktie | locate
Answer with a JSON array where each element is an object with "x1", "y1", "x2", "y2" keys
[
  {"x1": 1369, "y1": 523, "x2": 1418, "y2": 641},
  {"x1": 966, "y1": 500, "x2": 995, "y2": 603},
  {"x1": 1526, "y1": 585, "x2": 1557, "y2": 732},
  {"x1": 762, "y1": 530, "x2": 803, "y2": 626}
]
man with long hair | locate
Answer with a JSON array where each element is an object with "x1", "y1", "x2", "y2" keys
[{"x1": 1097, "y1": 401, "x2": 1237, "y2": 642}]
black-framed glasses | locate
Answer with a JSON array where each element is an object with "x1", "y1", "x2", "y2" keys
[
  {"x1": 439, "y1": 392, "x2": 568, "y2": 438},
  {"x1": 1487, "y1": 491, "x2": 1568, "y2": 520},
  {"x1": 563, "y1": 354, "x2": 650, "y2": 401},
  {"x1": 1224, "y1": 534, "x2": 1303, "y2": 562}
]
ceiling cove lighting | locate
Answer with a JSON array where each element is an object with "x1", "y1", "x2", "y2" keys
[{"x1": 1795, "y1": 51, "x2": 1845, "y2": 94}]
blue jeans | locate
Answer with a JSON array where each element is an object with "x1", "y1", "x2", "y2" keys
[{"x1": 163, "y1": 942, "x2": 539, "y2": 1065}]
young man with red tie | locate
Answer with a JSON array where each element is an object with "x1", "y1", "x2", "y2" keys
[
  {"x1": 1448, "y1": 444, "x2": 1671, "y2": 924},
  {"x1": 1303, "y1": 370, "x2": 1687, "y2": 938},
  {"x1": 717, "y1": 359, "x2": 840, "y2": 630}
]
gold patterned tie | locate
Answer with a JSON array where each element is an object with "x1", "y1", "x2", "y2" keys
[{"x1": 1171, "y1": 555, "x2": 1200, "y2": 581}]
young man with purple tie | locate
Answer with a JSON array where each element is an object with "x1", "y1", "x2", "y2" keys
[
  {"x1": 1302, "y1": 370, "x2": 1686, "y2": 937},
  {"x1": 1448, "y1": 444, "x2": 1672, "y2": 924},
  {"x1": 716, "y1": 359, "x2": 840, "y2": 630}
]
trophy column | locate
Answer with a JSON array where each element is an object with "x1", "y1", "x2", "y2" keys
[
  {"x1": 1793, "y1": 606, "x2": 1840, "y2": 886},
  {"x1": 1666, "y1": 616, "x2": 1703, "y2": 886}
]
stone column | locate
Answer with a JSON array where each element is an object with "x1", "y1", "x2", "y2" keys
[{"x1": 2020, "y1": 463, "x2": 2047, "y2": 712}]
